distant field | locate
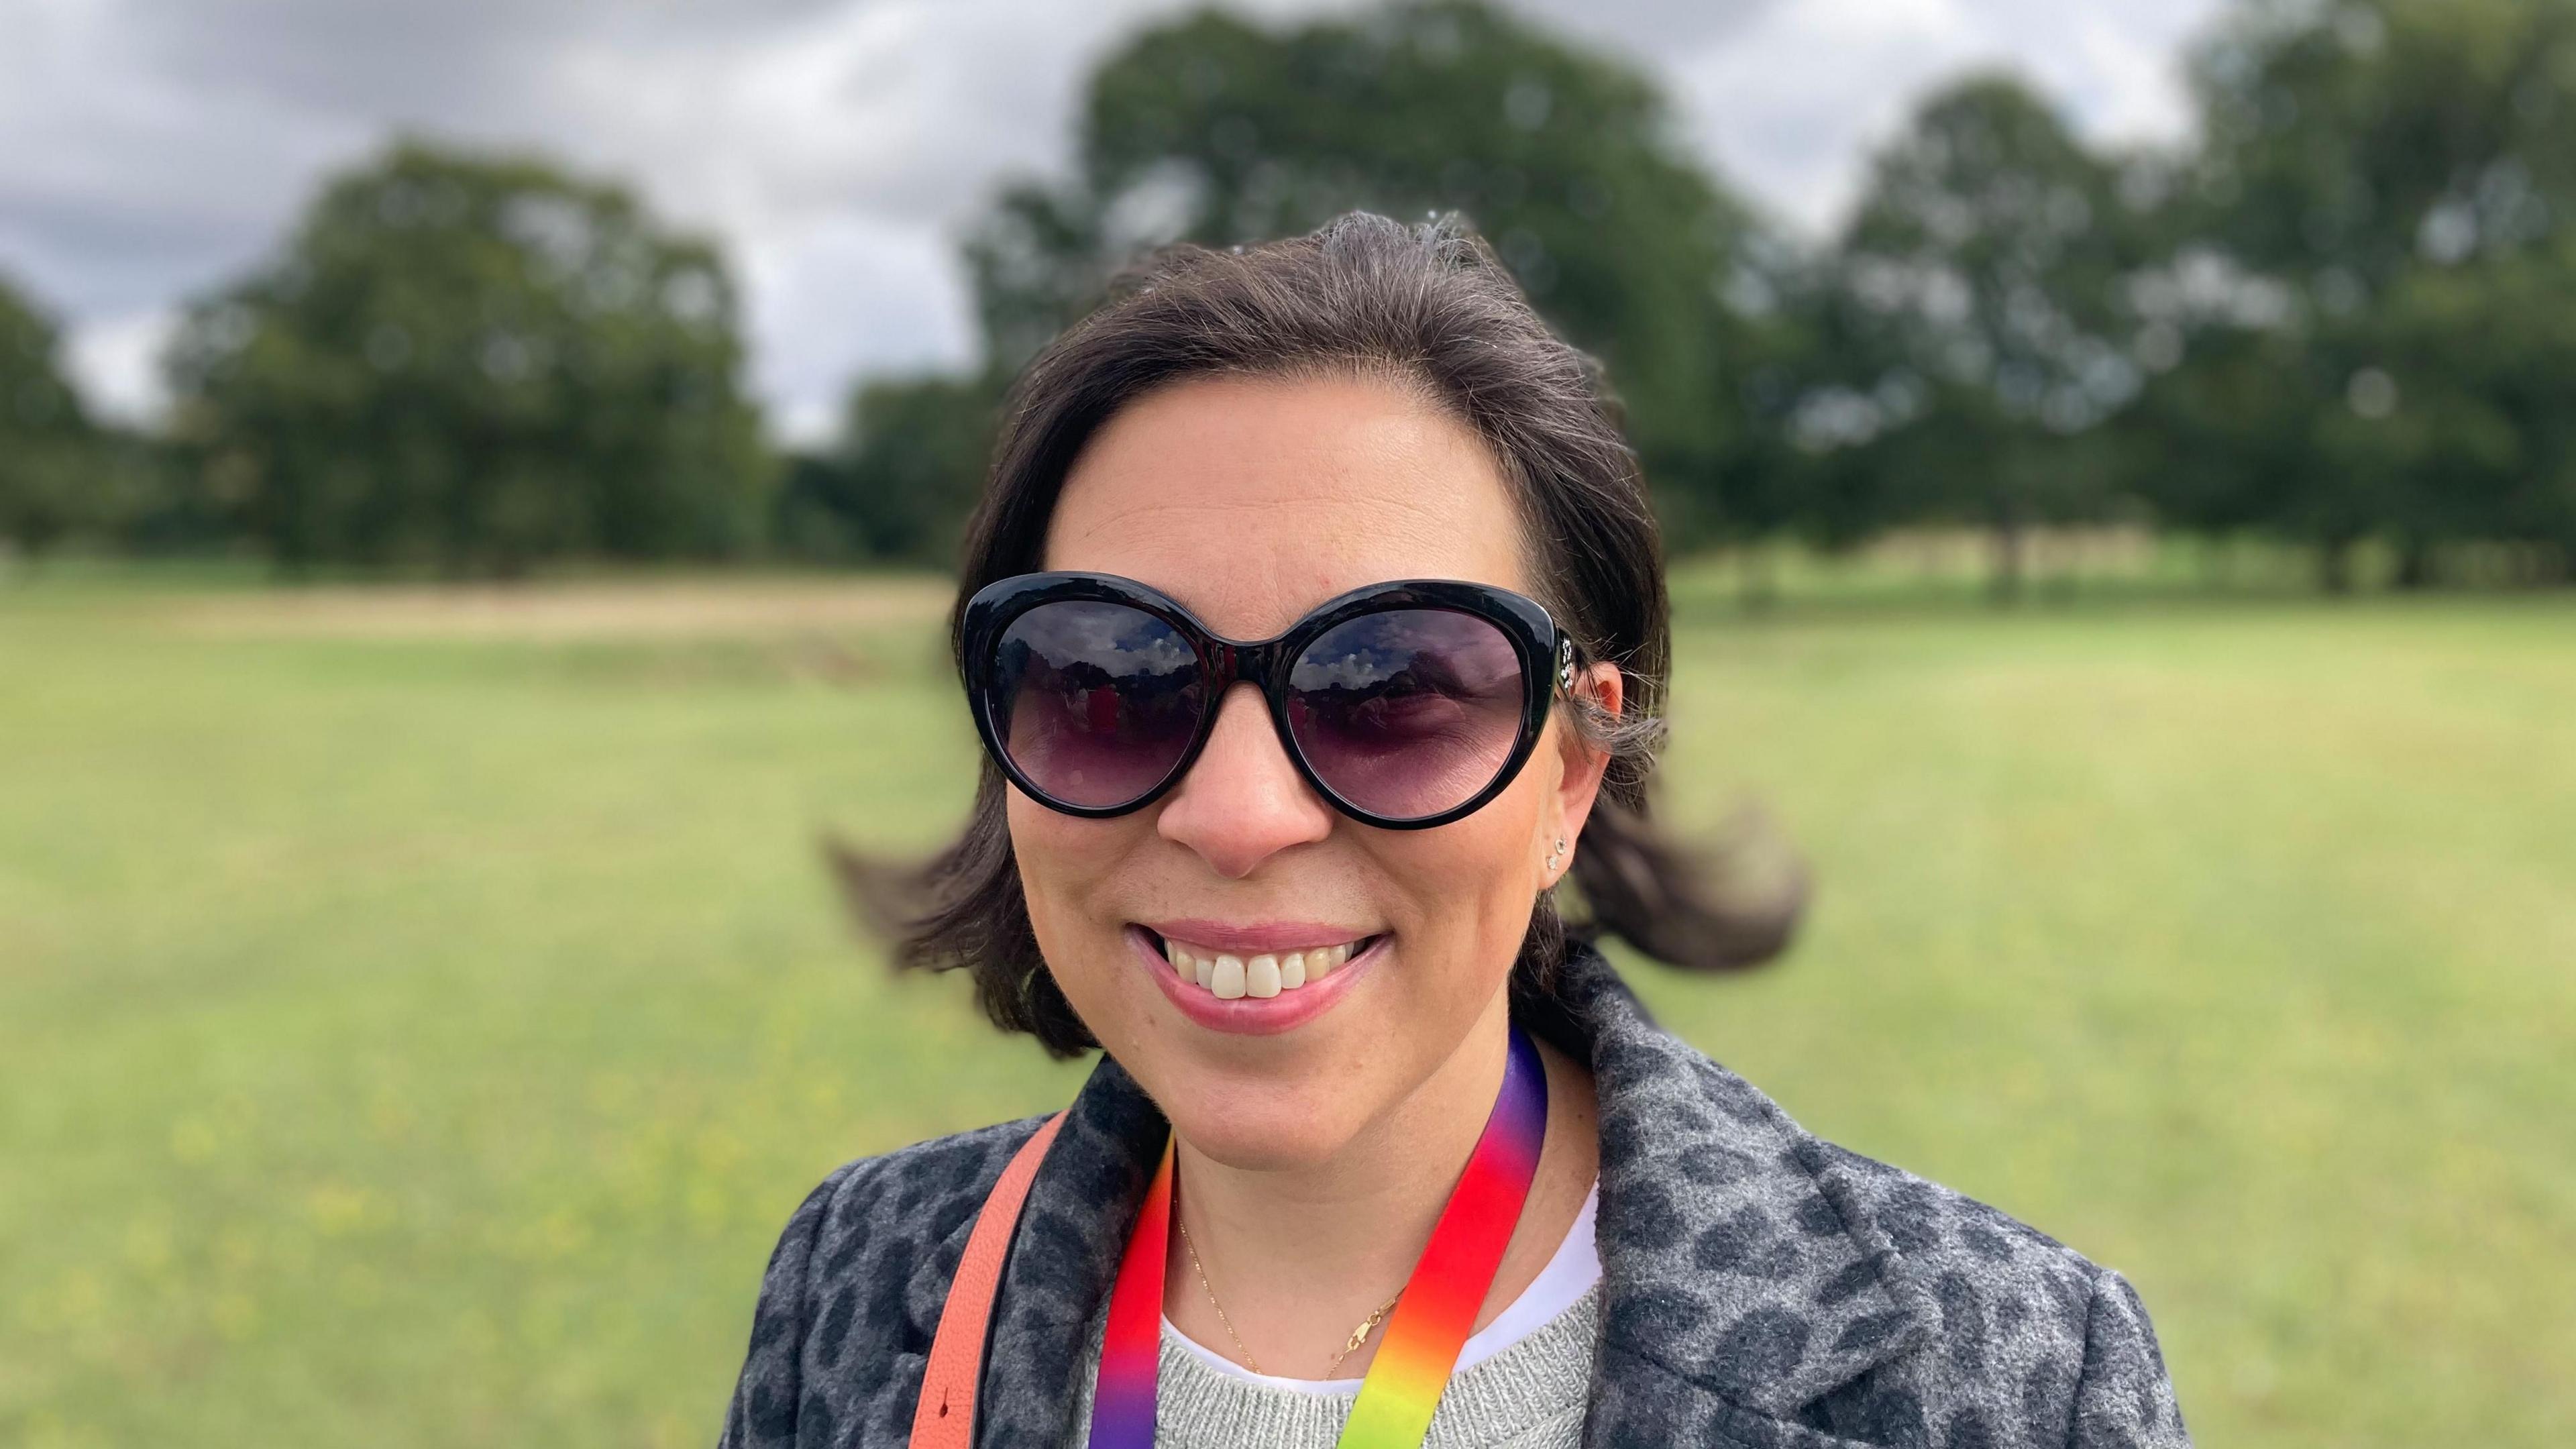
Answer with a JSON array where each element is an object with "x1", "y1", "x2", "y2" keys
[{"x1": 3, "y1": 566, "x2": 2571, "y2": 1448}]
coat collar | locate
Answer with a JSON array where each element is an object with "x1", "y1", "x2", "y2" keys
[
  {"x1": 1543, "y1": 948, "x2": 1939, "y2": 1443},
  {"x1": 907, "y1": 945, "x2": 1936, "y2": 1446}
]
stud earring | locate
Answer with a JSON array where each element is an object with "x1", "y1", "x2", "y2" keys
[{"x1": 1546, "y1": 836, "x2": 1568, "y2": 872}]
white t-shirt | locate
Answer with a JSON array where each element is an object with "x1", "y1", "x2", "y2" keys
[{"x1": 1163, "y1": 1178, "x2": 1602, "y2": 1394}]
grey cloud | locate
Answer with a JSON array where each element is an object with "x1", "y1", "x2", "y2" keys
[
  {"x1": 1510, "y1": 0, "x2": 1777, "y2": 60},
  {"x1": 121, "y1": 0, "x2": 849, "y2": 113}
]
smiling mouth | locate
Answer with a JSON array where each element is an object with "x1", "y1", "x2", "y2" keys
[{"x1": 1151, "y1": 932, "x2": 1382, "y2": 1000}]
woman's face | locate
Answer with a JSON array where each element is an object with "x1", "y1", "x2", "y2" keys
[{"x1": 1013, "y1": 372, "x2": 1615, "y2": 1171}]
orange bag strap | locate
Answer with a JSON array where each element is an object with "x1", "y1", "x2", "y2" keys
[{"x1": 908, "y1": 1110, "x2": 1067, "y2": 1449}]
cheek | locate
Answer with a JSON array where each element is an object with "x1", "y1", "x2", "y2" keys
[
  {"x1": 1377, "y1": 775, "x2": 1546, "y2": 983},
  {"x1": 1006, "y1": 793, "x2": 1133, "y2": 968}
]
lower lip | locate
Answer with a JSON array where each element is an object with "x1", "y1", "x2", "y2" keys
[{"x1": 1126, "y1": 925, "x2": 1383, "y2": 1036}]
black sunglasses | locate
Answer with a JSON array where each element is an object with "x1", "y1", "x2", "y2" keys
[{"x1": 961, "y1": 572, "x2": 1580, "y2": 830}]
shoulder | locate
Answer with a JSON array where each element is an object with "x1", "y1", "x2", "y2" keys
[
  {"x1": 1766, "y1": 1106, "x2": 2190, "y2": 1446},
  {"x1": 759, "y1": 1114, "x2": 1051, "y2": 1329},
  {"x1": 797, "y1": 1115, "x2": 1054, "y2": 1269},
  {"x1": 1575, "y1": 967, "x2": 2187, "y2": 1445},
  {"x1": 1811, "y1": 1138, "x2": 2188, "y2": 1447},
  {"x1": 1811, "y1": 1132, "x2": 2104, "y2": 1328},
  {"x1": 717, "y1": 1115, "x2": 1053, "y2": 1448}
]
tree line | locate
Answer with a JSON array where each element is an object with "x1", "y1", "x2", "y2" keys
[{"x1": 6, "y1": 0, "x2": 2573, "y2": 590}]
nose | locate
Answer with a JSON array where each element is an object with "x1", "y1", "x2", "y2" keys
[{"x1": 1155, "y1": 682, "x2": 1334, "y2": 878}]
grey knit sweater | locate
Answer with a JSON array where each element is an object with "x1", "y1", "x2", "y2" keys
[{"x1": 1066, "y1": 1287, "x2": 1600, "y2": 1448}]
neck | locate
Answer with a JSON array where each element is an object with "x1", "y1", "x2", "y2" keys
[{"x1": 1161, "y1": 992, "x2": 1599, "y2": 1381}]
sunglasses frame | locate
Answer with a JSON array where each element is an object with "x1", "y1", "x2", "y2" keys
[{"x1": 961, "y1": 570, "x2": 1579, "y2": 830}]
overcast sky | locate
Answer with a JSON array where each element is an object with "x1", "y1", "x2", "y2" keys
[{"x1": 0, "y1": 0, "x2": 2225, "y2": 443}]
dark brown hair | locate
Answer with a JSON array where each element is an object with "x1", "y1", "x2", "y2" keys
[{"x1": 840, "y1": 212, "x2": 1802, "y2": 1057}]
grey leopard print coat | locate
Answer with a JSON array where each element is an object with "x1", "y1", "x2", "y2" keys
[{"x1": 717, "y1": 945, "x2": 2190, "y2": 1448}]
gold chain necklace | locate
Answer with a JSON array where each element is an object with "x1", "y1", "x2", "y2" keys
[{"x1": 1176, "y1": 1214, "x2": 1401, "y2": 1378}]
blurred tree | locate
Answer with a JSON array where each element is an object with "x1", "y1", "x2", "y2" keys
[
  {"x1": 0, "y1": 273, "x2": 106, "y2": 558},
  {"x1": 953, "y1": 0, "x2": 1783, "y2": 548},
  {"x1": 1817, "y1": 74, "x2": 2156, "y2": 597},
  {"x1": 775, "y1": 373, "x2": 1002, "y2": 568},
  {"x1": 2151, "y1": 0, "x2": 2576, "y2": 584},
  {"x1": 2192, "y1": 0, "x2": 2576, "y2": 294},
  {"x1": 2346, "y1": 238, "x2": 2576, "y2": 580},
  {"x1": 820, "y1": 0, "x2": 2576, "y2": 588},
  {"x1": 164, "y1": 140, "x2": 770, "y2": 576}
]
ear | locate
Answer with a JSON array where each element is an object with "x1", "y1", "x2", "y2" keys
[{"x1": 1550, "y1": 662, "x2": 1624, "y2": 861}]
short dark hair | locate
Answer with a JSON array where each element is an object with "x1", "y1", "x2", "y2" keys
[{"x1": 839, "y1": 211, "x2": 1801, "y2": 1057}]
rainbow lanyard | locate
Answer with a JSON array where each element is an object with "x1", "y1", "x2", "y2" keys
[{"x1": 1087, "y1": 1023, "x2": 1548, "y2": 1449}]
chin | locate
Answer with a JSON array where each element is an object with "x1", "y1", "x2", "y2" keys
[{"x1": 1161, "y1": 1088, "x2": 1362, "y2": 1173}]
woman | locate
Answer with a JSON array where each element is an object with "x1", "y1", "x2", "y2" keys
[{"x1": 719, "y1": 214, "x2": 2189, "y2": 1449}]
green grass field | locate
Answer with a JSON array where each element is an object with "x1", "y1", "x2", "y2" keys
[{"x1": 3, "y1": 566, "x2": 2570, "y2": 1447}]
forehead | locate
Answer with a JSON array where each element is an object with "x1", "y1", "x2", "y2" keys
[{"x1": 1042, "y1": 372, "x2": 1527, "y2": 637}]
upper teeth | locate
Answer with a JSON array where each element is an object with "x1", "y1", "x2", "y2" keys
[{"x1": 1165, "y1": 939, "x2": 1361, "y2": 1000}]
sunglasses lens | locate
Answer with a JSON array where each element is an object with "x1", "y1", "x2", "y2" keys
[
  {"x1": 1286, "y1": 608, "x2": 1528, "y2": 822},
  {"x1": 988, "y1": 600, "x2": 1206, "y2": 809}
]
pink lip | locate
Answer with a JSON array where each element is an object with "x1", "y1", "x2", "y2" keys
[
  {"x1": 1141, "y1": 918, "x2": 1373, "y2": 955},
  {"x1": 1126, "y1": 924, "x2": 1383, "y2": 1036}
]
